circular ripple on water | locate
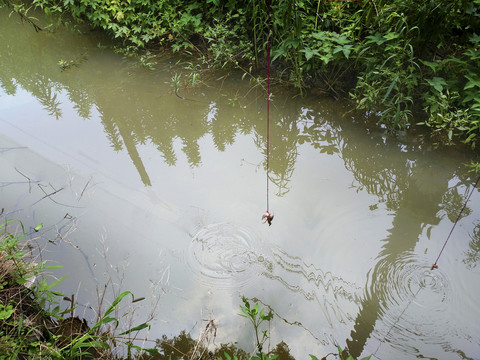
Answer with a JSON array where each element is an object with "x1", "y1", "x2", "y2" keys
[
  {"x1": 186, "y1": 222, "x2": 262, "y2": 289},
  {"x1": 367, "y1": 252, "x2": 454, "y2": 356}
]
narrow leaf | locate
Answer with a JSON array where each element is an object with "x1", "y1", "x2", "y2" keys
[
  {"x1": 382, "y1": 78, "x2": 397, "y2": 103},
  {"x1": 73, "y1": 340, "x2": 109, "y2": 349},
  {"x1": 45, "y1": 275, "x2": 67, "y2": 290},
  {"x1": 119, "y1": 322, "x2": 149, "y2": 335},
  {"x1": 104, "y1": 291, "x2": 133, "y2": 317}
]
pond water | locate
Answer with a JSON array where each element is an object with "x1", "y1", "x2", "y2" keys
[{"x1": 1, "y1": 8, "x2": 480, "y2": 360}]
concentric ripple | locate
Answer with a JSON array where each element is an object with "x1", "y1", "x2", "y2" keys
[
  {"x1": 366, "y1": 252, "x2": 454, "y2": 357},
  {"x1": 186, "y1": 222, "x2": 262, "y2": 289}
]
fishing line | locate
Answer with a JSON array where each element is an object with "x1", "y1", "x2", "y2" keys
[
  {"x1": 371, "y1": 286, "x2": 422, "y2": 359},
  {"x1": 371, "y1": 173, "x2": 480, "y2": 358},
  {"x1": 431, "y1": 173, "x2": 480, "y2": 270},
  {"x1": 262, "y1": 0, "x2": 274, "y2": 226}
]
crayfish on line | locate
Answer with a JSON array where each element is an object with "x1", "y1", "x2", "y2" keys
[{"x1": 261, "y1": 211, "x2": 274, "y2": 226}]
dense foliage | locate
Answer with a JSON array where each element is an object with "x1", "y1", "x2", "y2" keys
[{"x1": 3, "y1": 0, "x2": 480, "y2": 147}]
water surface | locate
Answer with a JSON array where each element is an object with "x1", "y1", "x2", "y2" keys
[{"x1": 1, "y1": 9, "x2": 480, "y2": 359}]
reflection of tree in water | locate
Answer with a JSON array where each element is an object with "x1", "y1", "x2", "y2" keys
[
  {"x1": 0, "y1": 74, "x2": 16, "y2": 96},
  {"x1": 68, "y1": 87, "x2": 93, "y2": 119},
  {"x1": 439, "y1": 186, "x2": 472, "y2": 222},
  {"x1": 0, "y1": 70, "x2": 63, "y2": 120},
  {"x1": 89, "y1": 82, "x2": 302, "y2": 188},
  {"x1": 0, "y1": 20, "x2": 299, "y2": 190},
  {"x1": 255, "y1": 115, "x2": 299, "y2": 197},
  {"x1": 209, "y1": 102, "x2": 237, "y2": 152},
  {"x1": 464, "y1": 222, "x2": 480, "y2": 269},
  {"x1": 102, "y1": 116, "x2": 123, "y2": 151},
  {"x1": 292, "y1": 102, "x2": 480, "y2": 358},
  {"x1": 31, "y1": 78, "x2": 63, "y2": 120},
  {"x1": 137, "y1": 329, "x2": 295, "y2": 360},
  {"x1": 0, "y1": 16, "x2": 89, "y2": 121}
]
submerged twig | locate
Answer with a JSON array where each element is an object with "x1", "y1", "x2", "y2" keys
[
  {"x1": 0, "y1": 146, "x2": 28, "y2": 153},
  {"x1": 34, "y1": 183, "x2": 83, "y2": 208},
  {"x1": 15, "y1": 167, "x2": 32, "y2": 193},
  {"x1": 77, "y1": 177, "x2": 92, "y2": 201},
  {"x1": 33, "y1": 184, "x2": 64, "y2": 205}
]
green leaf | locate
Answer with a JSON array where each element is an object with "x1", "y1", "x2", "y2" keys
[
  {"x1": 18, "y1": 314, "x2": 23, "y2": 335},
  {"x1": 469, "y1": 33, "x2": 480, "y2": 44},
  {"x1": 271, "y1": 47, "x2": 287, "y2": 62},
  {"x1": 0, "y1": 305, "x2": 14, "y2": 320},
  {"x1": 464, "y1": 75, "x2": 480, "y2": 90},
  {"x1": 382, "y1": 77, "x2": 398, "y2": 103},
  {"x1": 0, "y1": 219, "x2": 25, "y2": 235},
  {"x1": 464, "y1": 133, "x2": 476, "y2": 143},
  {"x1": 365, "y1": 32, "x2": 386, "y2": 45},
  {"x1": 142, "y1": 348, "x2": 159, "y2": 355},
  {"x1": 34, "y1": 223, "x2": 43, "y2": 232},
  {"x1": 302, "y1": 47, "x2": 319, "y2": 61},
  {"x1": 104, "y1": 291, "x2": 133, "y2": 317},
  {"x1": 44, "y1": 264, "x2": 63, "y2": 270},
  {"x1": 332, "y1": 44, "x2": 353, "y2": 58},
  {"x1": 119, "y1": 322, "x2": 150, "y2": 335},
  {"x1": 98, "y1": 315, "x2": 118, "y2": 326},
  {"x1": 90, "y1": 315, "x2": 119, "y2": 334},
  {"x1": 384, "y1": 32, "x2": 400, "y2": 41},
  {"x1": 333, "y1": 45, "x2": 343, "y2": 55},
  {"x1": 74, "y1": 340, "x2": 109, "y2": 349},
  {"x1": 334, "y1": 34, "x2": 349, "y2": 45},
  {"x1": 240, "y1": 308, "x2": 249, "y2": 317},
  {"x1": 42, "y1": 275, "x2": 67, "y2": 290},
  {"x1": 311, "y1": 31, "x2": 327, "y2": 41},
  {"x1": 419, "y1": 59, "x2": 439, "y2": 72},
  {"x1": 284, "y1": 37, "x2": 300, "y2": 49},
  {"x1": 426, "y1": 77, "x2": 447, "y2": 93}
]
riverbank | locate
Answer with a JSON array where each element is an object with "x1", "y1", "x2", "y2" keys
[{"x1": 0, "y1": 219, "x2": 110, "y2": 359}]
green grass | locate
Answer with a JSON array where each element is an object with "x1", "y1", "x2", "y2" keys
[{"x1": 0, "y1": 219, "x2": 156, "y2": 360}]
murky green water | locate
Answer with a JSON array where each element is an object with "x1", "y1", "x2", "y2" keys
[{"x1": 1, "y1": 8, "x2": 480, "y2": 359}]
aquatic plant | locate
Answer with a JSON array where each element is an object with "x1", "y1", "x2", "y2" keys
[{"x1": 239, "y1": 296, "x2": 275, "y2": 360}]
